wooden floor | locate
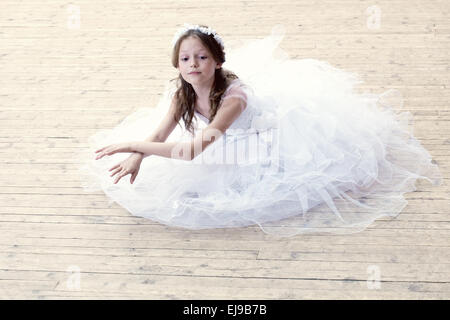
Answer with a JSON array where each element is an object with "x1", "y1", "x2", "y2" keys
[{"x1": 1, "y1": 0, "x2": 449, "y2": 300}]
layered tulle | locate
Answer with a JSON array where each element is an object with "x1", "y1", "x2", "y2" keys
[{"x1": 76, "y1": 25, "x2": 443, "y2": 237}]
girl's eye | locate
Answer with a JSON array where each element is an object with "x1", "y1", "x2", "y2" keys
[{"x1": 181, "y1": 56, "x2": 207, "y2": 61}]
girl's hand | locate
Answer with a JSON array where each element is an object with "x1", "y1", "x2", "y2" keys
[
  {"x1": 109, "y1": 152, "x2": 143, "y2": 184},
  {"x1": 95, "y1": 142, "x2": 134, "y2": 160}
]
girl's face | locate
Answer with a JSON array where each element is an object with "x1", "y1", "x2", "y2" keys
[{"x1": 177, "y1": 36, "x2": 222, "y2": 87}]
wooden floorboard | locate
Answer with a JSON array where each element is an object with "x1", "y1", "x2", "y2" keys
[{"x1": 1, "y1": 0, "x2": 449, "y2": 299}]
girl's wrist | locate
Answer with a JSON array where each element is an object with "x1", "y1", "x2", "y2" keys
[{"x1": 132, "y1": 151, "x2": 144, "y2": 158}]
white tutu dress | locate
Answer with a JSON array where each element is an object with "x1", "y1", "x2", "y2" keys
[{"x1": 77, "y1": 25, "x2": 444, "y2": 237}]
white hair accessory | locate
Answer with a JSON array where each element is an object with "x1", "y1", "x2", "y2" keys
[{"x1": 172, "y1": 23, "x2": 224, "y2": 49}]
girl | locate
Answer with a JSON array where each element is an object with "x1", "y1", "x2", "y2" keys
[{"x1": 79, "y1": 23, "x2": 443, "y2": 237}]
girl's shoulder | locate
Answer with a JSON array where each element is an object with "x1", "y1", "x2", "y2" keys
[
  {"x1": 225, "y1": 77, "x2": 241, "y2": 90},
  {"x1": 223, "y1": 68, "x2": 244, "y2": 87},
  {"x1": 224, "y1": 72, "x2": 248, "y2": 91},
  {"x1": 222, "y1": 77, "x2": 248, "y2": 104}
]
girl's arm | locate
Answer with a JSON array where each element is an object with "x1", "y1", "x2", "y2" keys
[
  {"x1": 132, "y1": 96, "x2": 246, "y2": 161},
  {"x1": 134, "y1": 95, "x2": 179, "y2": 159}
]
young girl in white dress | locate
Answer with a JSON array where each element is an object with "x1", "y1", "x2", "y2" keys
[{"x1": 78, "y1": 23, "x2": 443, "y2": 237}]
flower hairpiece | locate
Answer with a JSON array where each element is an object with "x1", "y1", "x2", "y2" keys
[{"x1": 172, "y1": 23, "x2": 224, "y2": 49}]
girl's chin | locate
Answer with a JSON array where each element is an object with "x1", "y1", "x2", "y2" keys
[
  {"x1": 186, "y1": 77, "x2": 204, "y2": 84},
  {"x1": 182, "y1": 74, "x2": 214, "y2": 84},
  {"x1": 188, "y1": 74, "x2": 202, "y2": 79}
]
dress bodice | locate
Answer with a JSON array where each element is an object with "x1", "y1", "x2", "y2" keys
[
  {"x1": 193, "y1": 78, "x2": 278, "y2": 134},
  {"x1": 194, "y1": 103, "x2": 256, "y2": 130}
]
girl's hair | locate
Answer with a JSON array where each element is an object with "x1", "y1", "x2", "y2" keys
[{"x1": 170, "y1": 25, "x2": 239, "y2": 135}]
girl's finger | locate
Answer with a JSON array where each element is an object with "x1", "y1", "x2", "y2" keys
[
  {"x1": 104, "y1": 148, "x2": 115, "y2": 156},
  {"x1": 97, "y1": 147, "x2": 114, "y2": 159},
  {"x1": 110, "y1": 167, "x2": 122, "y2": 177},
  {"x1": 114, "y1": 169, "x2": 127, "y2": 184},
  {"x1": 109, "y1": 163, "x2": 120, "y2": 171},
  {"x1": 130, "y1": 171, "x2": 137, "y2": 184}
]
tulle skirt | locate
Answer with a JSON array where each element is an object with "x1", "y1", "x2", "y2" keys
[{"x1": 76, "y1": 25, "x2": 444, "y2": 237}]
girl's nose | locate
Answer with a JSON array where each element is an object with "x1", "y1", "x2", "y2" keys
[{"x1": 191, "y1": 58, "x2": 199, "y2": 67}]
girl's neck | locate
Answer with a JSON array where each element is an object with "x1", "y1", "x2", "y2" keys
[
  {"x1": 195, "y1": 97, "x2": 211, "y2": 114},
  {"x1": 191, "y1": 76, "x2": 215, "y2": 101}
]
